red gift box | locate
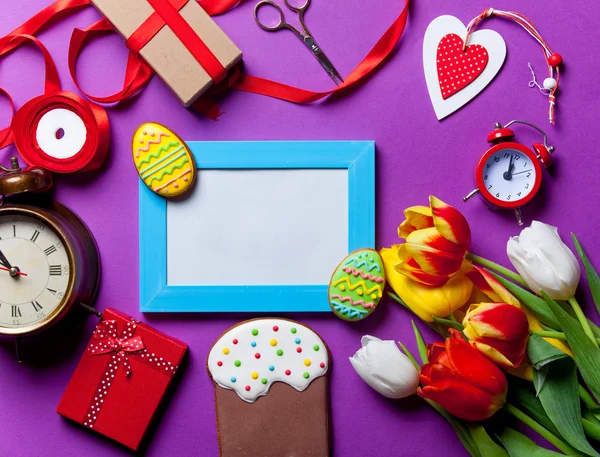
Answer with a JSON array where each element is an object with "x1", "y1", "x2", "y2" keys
[{"x1": 57, "y1": 308, "x2": 188, "y2": 451}]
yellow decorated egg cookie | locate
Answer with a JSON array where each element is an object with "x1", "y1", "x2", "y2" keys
[{"x1": 132, "y1": 122, "x2": 195, "y2": 197}]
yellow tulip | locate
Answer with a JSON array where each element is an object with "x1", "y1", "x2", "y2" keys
[{"x1": 381, "y1": 246, "x2": 472, "y2": 322}]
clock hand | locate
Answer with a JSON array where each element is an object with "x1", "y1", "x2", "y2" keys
[
  {"x1": 0, "y1": 249, "x2": 12, "y2": 269},
  {"x1": 503, "y1": 155, "x2": 515, "y2": 180},
  {"x1": 0, "y1": 266, "x2": 27, "y2": 277},
  {"x1": 512, "y1": 169, "x2": 533, "y2": 176}
]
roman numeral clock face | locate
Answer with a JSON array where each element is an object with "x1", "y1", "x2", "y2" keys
[{"x1": 0, "y1": 215, "x2": 71, "y2": 328}]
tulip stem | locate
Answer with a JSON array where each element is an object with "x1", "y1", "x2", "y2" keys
[
  {"x1": 505, "y1": 404, "x2": 579, "y2": 455},
  {"x1": 466, "y1": 254, "x2": 528, "y2": 288},
  {"x1": 531, "y1": 329, "x2": 600, "y2": 345},
  {"x1": 568, "y1": 297, "x2": 599, "y2": 348}
]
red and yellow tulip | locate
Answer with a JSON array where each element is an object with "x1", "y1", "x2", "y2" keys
[
  {"x1": 462, "y1": 302, "x2": 530, "y2": 369},
  {"x1": 395, "y1": 196, "x2": 471, "y2": 286},
  {"x1": 418, "y1": 329, "x2": 508, "y2": 421},
  {"x1": 382, "y1": 196, "x2": 473, "y2": 321}
]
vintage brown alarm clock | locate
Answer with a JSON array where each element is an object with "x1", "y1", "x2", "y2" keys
[{"x1": 0, "y1": 157, "x2": 101, "y2": 360}]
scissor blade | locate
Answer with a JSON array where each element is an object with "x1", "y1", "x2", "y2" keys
[{"x1": 303, "y1": 37, "x2": 344, "y2": 85}]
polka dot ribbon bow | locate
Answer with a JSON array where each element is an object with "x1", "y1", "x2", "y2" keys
[{"x1": 87, "y1": 319, "x2": 145, "y2": 377}]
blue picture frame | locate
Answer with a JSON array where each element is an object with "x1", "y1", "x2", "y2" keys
[{"x1": 139, "y1": 141, "x2": 375, "y2": 313}]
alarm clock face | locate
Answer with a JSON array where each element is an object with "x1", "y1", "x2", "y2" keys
[
  {"x1": 0, "y1": 215, "x2": 72, "y2": 330},
  {"x1": 477, "y1": 144, "x2": 542, "y2": 209}
]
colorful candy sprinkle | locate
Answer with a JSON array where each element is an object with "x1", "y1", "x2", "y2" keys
[
  {"x1": 245, "y1": 385, "x2": 251, "y2": 391},
  {"x1": 295, "y1": 338, "x2": 301, "y2": 344},
  {"x1": 340, "y1": 285, "x2": 346, "y2": 291},
  {"x1": 217, "y1": 361, "x2": 223, "y2": 367},
  {"x1": 291, "y1": 328, "x2": 297, "y2": 334},
  {"x1": 269, "y1": 365, "x2": 275, "y2": 371},
  {"x1": 297, "y1": 347, "x2": 302, "y2": 353},
  {"x1": 252, "y1": 329, "x2": 259, "y2": 336},
  {"x1": 304, "y1": 359, "x2": 311, "y2": 366},
  {"x1": 251, "y1": 342, "x2": 257, "y2": 347},
  {"x1": 285, "y1": 369, "x2": 291, "y2": 376},
  {"x1": 231, "y1": 377, "x2": 236, "y2": 382},
  {"x1": 270, "y1": 339, "x2": 278, "y2": 347},
  {"x1": 303, "y1": 372, "x2": 310, "y2": 379},
  {"x1": 357, "y1": 289, "x2": 363, "y2": 296},
  {"x1": 234, "y1": 360, "x2": 241, "y2": 367},
  {"x1": 233, "y1": 339, "x2": 238, "y2": 345},
  {"x1": 273, "y1": 326, "x2": 279, "y2": 332},
  {"x1": 261, "y1": 378, "x2": 268, "y2": 384},
  {"x1": 276, "y1": 349, "x2": 284, "y2": 356},
  {"x1": 371, "y1": 293, "x2": 377, "y2": 300},
  {"x1": 251, "y1": 372, "x2": 258, "y2": 380},
  {"x1": 255, "y1": 353, "x2": 261, "y2": 359},
  {"x1": 320, "y1": 362, "x2": 325, "y2": 368},
  {"x1": 223, "y1": 348, "x2": 230, "y2": 355},
  {"x1": 313, "y1": 345, "x2": 320, "y2": 351}
]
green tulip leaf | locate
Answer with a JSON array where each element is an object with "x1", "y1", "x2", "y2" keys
[
  {"x1": 490, "y1": 273, "x2": 560, "y2": 329},
  {"x1": 583, "y1": 419, "x2": 600, "y2": 442},
  {"x1": 424, "y1": 399, "x2": 482, "y2": 457},
  {"x1": 543, "y1": 291, "x2": 600, "y2": 402},
  {"x1": 533, "y1": 357, "x2": 600, "y2": 457},
  {"x1": 388, "y1": 292, "x2": 410, "y2": 310},
  {"x1": 527, "y1": 334, "x2": 570, "y2": 370},
  {"x1": 397, "y1": 342, "x2": 420, "y2": 370},
  {"x1": 467, "y1": 424, "x2": 509, "y2": 457},
  {"x1": 411, "y1": 320, "x2": 428, "y2": 364},
  {"x1": 513, "y1": 387, "x2": 561, "y2": 438},
  {"x1": 497, "y1": 427, "x2": 571, "y2": 457},
  {"x1": 572, "y1": 234, "x2": 600, "y2": 316},
  {"x1": 432, "y1": 315, "x2": 465, "y2": 331}
]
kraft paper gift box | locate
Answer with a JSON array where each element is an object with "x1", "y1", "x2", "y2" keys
[
  {"x1": 57, "y1": 308, "x2": 188, "y2": 451},
  {"x1": 91, "y1": 0, "x2": 243, "y2": 107}
]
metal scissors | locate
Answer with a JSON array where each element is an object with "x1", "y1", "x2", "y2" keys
[{"x1": 254, "y1": 0, "x2": 344, "y2": 85}]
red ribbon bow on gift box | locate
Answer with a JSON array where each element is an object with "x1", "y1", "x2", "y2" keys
[
  {"x1": 88, "y1": 319, "x2": 145, "y2": 377},
  {"x1": 83, "y1": 315, "x2": 179, "y2": 431}
]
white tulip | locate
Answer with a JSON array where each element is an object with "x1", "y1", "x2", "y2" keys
[
  {"x1": 349, "y1": 335, "x2": 419, "y2": 399},
  {"x1": 507, "y1": 221, "x2": 580, "y2": 300}
]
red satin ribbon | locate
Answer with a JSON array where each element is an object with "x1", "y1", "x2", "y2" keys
[
  {"x1": 126, "y1": 0, "x2": 188, "y2": 54},
  {"x1": 146, "y1": 0, "x2": 226, "y2": 83},
  {"x1": 1, "y1": 0, "x2": 410, "y2": 119},
  {"x1": 1, "y1": 34, "x2": 110, "y2": 173}
]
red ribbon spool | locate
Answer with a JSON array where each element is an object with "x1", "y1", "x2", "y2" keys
[
  {"x1": 0, "y1": 33, "x2": 110, "y2": 173},
  {"x1": 12, "y1": 91, "x2": 110, "y2": 173}
]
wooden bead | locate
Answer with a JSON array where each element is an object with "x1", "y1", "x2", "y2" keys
[{"x1": 548, "y1": 53, "x2": 563, "y2": 67}]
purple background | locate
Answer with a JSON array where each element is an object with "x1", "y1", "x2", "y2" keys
[{"x1": 1, "y1": 0, "x2": 599, "y2": 456}]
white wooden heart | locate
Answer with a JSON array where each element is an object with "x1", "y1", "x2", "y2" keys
[{"x1": 423, "y1": 15, "x2": 507, "y2": 120}]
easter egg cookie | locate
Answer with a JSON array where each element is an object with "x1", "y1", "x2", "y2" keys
[
  {"x1": 328, "y1": 249, "x2": 385, "y2": 321},
  {"x1": 132, "y1": 122, "x2": 195, "y2": 197},
  {"x1": 207, "y1": 318, "x2": 331, "y2": 457}
]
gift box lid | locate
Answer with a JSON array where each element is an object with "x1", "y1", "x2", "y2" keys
[
  {"x1": 57, "y1": 308, "x2": 188, "y2": 451},
  {"x1": 91, "y1": 0, "x2": 243, "y2": 106}
]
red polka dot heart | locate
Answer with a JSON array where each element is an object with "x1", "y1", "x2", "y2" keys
[
  {"x1": 437, "y1": 33, "x2": 489, "y2": 99},
  {"x1": 423, "y1": 15, "x2": 506, "y2": 120}
]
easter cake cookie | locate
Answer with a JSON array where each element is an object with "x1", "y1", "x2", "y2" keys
[
  {"x1": 132, "y1": 122, "x2": 196, "y2": 197},
  {"x1": 207, "y1": 318, "x2": 331, "y2": 456},
  {"x1": 328, "y1": 248, "x2": 385, "y2": 321}
]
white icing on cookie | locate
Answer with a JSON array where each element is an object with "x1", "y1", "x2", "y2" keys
[{"x1": 208, "y1": 319, "x2": 329, "y2": 403}]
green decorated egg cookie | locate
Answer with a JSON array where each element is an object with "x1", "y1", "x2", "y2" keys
[{"x1": 328, "y1": 249, "x2": 385, "y2": 321}]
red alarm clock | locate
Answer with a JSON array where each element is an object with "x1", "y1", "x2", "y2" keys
[{"x1": 463, "y1": 120, "x2": 554, "y2": 225}]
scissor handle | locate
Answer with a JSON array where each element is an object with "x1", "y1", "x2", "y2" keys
[
  {"x1": 254, "y1": 1, "x2": 287, "y2": 31},
  {"x1": 283, "y1": 0, "x2": 310, "y2": 13}
]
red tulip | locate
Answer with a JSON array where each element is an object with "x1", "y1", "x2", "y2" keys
[
  {"x1": 463, "y1": 303, "x2": 530, "y2": 369},
  {"x1": 418, "y1": 329, "x2": 508, "y2": 421}
]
